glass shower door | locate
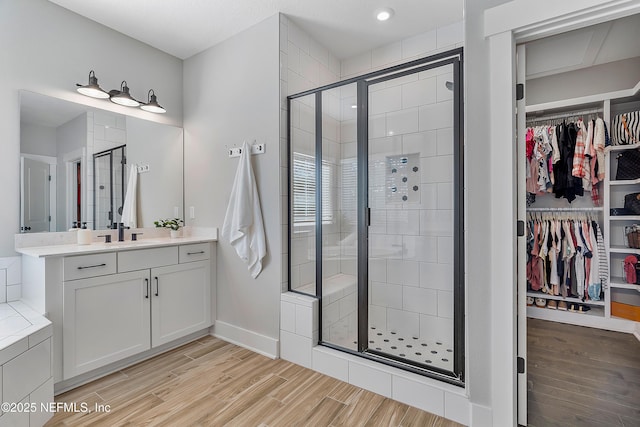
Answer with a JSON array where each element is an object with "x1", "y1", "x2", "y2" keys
[{"x1": 366, "y1": 61, "x2": 459, "y2": 374}]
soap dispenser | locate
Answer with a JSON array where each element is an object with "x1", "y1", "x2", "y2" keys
[
  {"x1": 77, "y1": 222, "x2": 92, "y2": 245},
  {"x1": 68, "y1": 221, "x2": 79, "y2": 232}
]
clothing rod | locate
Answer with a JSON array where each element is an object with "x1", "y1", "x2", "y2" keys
[
  {"x1": 526, "y1": 107, "x2": 603, "y2": 123},
  {"x1": 526, "y1": 207, "x2": 604, "y2": 212}
]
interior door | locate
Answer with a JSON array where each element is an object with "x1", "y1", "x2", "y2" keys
[
  {"x1": 21, "y1": 157, "x2": 50, "y2": 233},
  {"x1": 516, "y1": 43, "x2": 528, "y2": 426}
]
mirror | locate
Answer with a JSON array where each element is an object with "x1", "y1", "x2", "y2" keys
[{"x1": 19, "y1": 91, "x2": 183, "y2": 232}]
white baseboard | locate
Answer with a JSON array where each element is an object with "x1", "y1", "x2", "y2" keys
[
  {"x1": 212, "y1": 321, "x2": 279, "y2": 359},
  {"x1": 470, "y1": 403, "x2": 493, "y2": 427}
]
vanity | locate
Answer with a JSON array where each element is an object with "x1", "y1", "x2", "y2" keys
[{"x1": 16, "y1": 231, "x2": 217, "y2": 393}]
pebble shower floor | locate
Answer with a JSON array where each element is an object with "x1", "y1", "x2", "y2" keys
[{"x1": 366, "y1": 326, "x2": 454, "y2": 372}]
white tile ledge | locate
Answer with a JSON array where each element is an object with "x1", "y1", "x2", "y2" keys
[{"x1": 0, "y1": 301, "x2": 51, "y2": 363}]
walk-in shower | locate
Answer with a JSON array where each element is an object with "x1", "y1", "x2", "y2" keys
[
  {"x1": 93, "y1": 145, "x2": 126, "y2": 230},
  {"x1": 288, "y1": 48, "x2": 464, "y2": 384}
]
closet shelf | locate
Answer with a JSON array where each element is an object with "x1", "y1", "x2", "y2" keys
[
  {"x1": 527, "y1": 305, "x2": 604, "y2": 319},
  {"x1": 609, "y1": 178, "x2": 640, "y2": 186},
  {"x1": 608, "y1": 279, "x2": 640, "y2": 291},
  {"x1": 609, "y1": 216, "x2": 640, "y2": 221},
  {"x1": 609, "y1": 245, "x2": 640, "y2": 254},
  {"x1": 605, "y1": 143, "x2": 640, "y2": 153},
  {"x1": 526, "y1": 292, "x2": 605, "y2": 306}
]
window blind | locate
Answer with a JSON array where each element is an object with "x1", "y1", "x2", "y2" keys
[{"x1": 292, "y1": 152, "x2": 333, "y2": 224}]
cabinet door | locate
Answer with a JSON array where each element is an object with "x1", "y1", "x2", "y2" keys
[
  {"x1": 63, "y1": 270, "x2": 151, "y2": 379},
  {"x1": 151, "y1": 261, "x2": 211, "y2": 347}
]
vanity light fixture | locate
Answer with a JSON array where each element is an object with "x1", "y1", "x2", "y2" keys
[
  {"x1": 109, "y1": 81, "x2": 141, "y2": 107},
  {"x1": 75, "y1": 70, "x2": 109, "y2": 99},
  {"x1": 75, "y1": 71, "x2": 166, "y2": 113},
  {"x1": 140, "y1": 89, "x2": 166, "y2": 114},
  {"x1": 376, "y1": 7, "x2": 394, "y2": 21}
]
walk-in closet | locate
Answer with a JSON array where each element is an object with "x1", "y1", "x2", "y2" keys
[{"x1": 517, "y1": 13, "x2": 640, "y2": 426}]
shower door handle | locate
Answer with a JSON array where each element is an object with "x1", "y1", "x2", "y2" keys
[{"x1": 366, "y1": 207, "x2": 371, "y2": 227}]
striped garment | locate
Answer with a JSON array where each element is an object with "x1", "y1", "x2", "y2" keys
[{"x1": 594, "y1": 222, "x2": 608, "y2": 285}]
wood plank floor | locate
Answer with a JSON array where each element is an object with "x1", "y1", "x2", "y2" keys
[
  {"x1": 45, "y1": 336, "x2": 463, "y2": 426},
  {"x1": 527, "y1": 318, "x2": 640, "y2": 427}
]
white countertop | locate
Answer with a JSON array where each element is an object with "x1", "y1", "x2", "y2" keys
[{"x1": 16, "y1": 235, "x2": 217, "y2": 258}]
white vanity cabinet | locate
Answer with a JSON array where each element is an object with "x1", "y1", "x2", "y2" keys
[
  {"x1": 63, "y1": 269, "x2": 151, "y2": 378},
  {"x1": 19, "y1": 238, "x2": 216, "y2": 387}
]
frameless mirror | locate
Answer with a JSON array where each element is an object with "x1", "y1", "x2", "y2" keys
[{"x1": 19, "y1": 91, "x2": 183, "y2": 232}]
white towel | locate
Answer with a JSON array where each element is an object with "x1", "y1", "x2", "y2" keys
[
  {"x1": 221, "y1": 141, "x2": 267, "y2": 278},
  {"x1": 121, "y1": 164, "x2": 138, "y2": 228}
]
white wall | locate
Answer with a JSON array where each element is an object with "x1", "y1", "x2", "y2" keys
[
  {"x1": 526, "y1": 56, "x2": 640, "y2": 105},
  {"x1": 0, "y1": 0, "x2": 183, "y2": 256},
  {"x1": 465, "y1": 0, "x2": 516, "y2": 425},
  {"x1": 55, "y1": 114, "x2": 87, "y2": 230},
  {"x1": 20, "y1": 123, "x2": 57, "y2": 157},
  {"x1": 183, "y1": 15, "x2": 281, "y2": 352}
]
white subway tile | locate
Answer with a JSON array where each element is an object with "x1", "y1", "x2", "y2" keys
[
  {"x1": 6, "y1": 258, "x2": 20, "y2": 286},
  {"x1": 371, "y1": 282, "x2": 403, "y2": 309},
  {"x1": 437, "y1": 21, "x2": 464, "y2": 48},
  {"x1": 329, "y1": 54, "x2": 341, "y2": 77},
  {"x1": 403, "y1": 287, "x2": 437, "y2": 316},
  {"x1": 402, "y1": 77, "x2": 437, "y2": 109},
  {"x1": 387, "y1": 210, "x2": 420, "y2": 236},
  {"x1": 402, "y1": 30, "x2": 437, "y2": 59},
  {"x1": 392, "y1": 375, "x2": 444, "y2": 416},
  {"x1": 308, "y1": 37, "x2": 329, "y2": 67},
  {"x1": 421, "y1": 183, "x2": 438, "y2": 208},
  {"x1": 313, "y1": 348, "x2": 348, "y2": 381},
  {"x1": 386, "y1": 108, "x2": 419, "y2": 136},
  {"x1": 437, "y1": 236, "x2": 454, "y2": 264},
  {"x1": 349, "y1": 360, "x2": 392, "y2": 397},
  {"x1": 371, "y1": 235, "x2": 403, "y2": 259},
  {"x1": 280, "y1": 301, "x2": 296, "y2": 333},
  {"x1": 445, "y1": 391, "x2": 470, "y2": 426},
  {"x1": 437, "y1": 73, "x2": 454, "y2": 103},
  {"x1": 403, "y1": 236, "x2": 437, "y2": 263},
  {"x1": 280, "y1": 21, "x2": 288, "y2": 52},
  {"x1": 419, "y1": 100, "x2": 453, "y2": 131},
  {"x1": 421, "y1": 156, "x2": 453, "y2": 184},
  {"x1": 288, "y1": 22, "x2": 309, "y2": 53},
  {"x1": 372, "y1": 42, "x2": 402, "y2": 69},
  {"x1": 280, "y1": 330, "x2": 312, "y2": 368},
  {"x1": 341, "y1": 120, "x2": 357, "y2": 143},
  {"x1": 287, "y1": 41, "x2": 300, "y2": 74},
  {"x1": 420, "y1": 210, "x2": 453, "y2": 237},
  {"x1": 295, "y1": 305, "x2": 314, "y2": 338},
  {"x1": 299, "y1": 51, "x2": 320, "y2": 84},
  {"x1": 419, "y1": 314, "x2": 453, "y2": 345},
  {"x1": 436, "y1": 127, "x2": 454, "y2": 156},
  {"x1": 420, "y1": 262, "x2": 453, "y2": 291},
  {"x1": 386, "y1": 308, "x2": 420, "y2": 337},
  {"x1": 342, "y1": 52, "x2": 372, "y2": 78},
  {"x1": 437, "y1": 290, "x2": 454, "y2": 319},
  {"x1": 369, "y1": 114, "x2": 387, "y2": 139},
  {"x1": 368, "y1": 304, "x2": 387, "y2": 330},
  {"x1": 370, "y1": 86, "x2": 402, "y2": 115}
]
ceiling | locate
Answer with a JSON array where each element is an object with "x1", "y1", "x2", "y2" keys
[
  {"x1": 47, "y1": 0, "x2": 463, "y2": 60},
  {"x1": 21, "y1": 91, "x2": 88, "y2": 128},
  {"x1": 525, "y1": 13, "x2": 640, "y2": 79}
]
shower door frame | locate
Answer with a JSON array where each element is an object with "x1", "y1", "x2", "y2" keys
[
  {"x1": 287, "y1": 47, "x2": 465, "y2": 385},
  {"x1": 92, "y1": 144, "x2": 126, "y2": 230}
]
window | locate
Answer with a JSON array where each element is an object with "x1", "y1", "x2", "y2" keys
[{"x1": 292, "y1": 152, "x2": 334, "y2": 225}]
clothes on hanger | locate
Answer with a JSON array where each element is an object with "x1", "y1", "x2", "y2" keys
[
  {"x1": 526, "y1": 213, "x2": 607, "y2": 302},
  {"x1": 525, "y1": 117, "x2": 608, "y2": 206}
]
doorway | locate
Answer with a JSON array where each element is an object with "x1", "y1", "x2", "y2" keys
[
  {"x1": 288, "y1": 48, "x2": 465, "y2": 384},
  {"x1": 515, "y1": 13, "x2": 640, "y2": 426},
  {"x1": 93, "y1": 145, "x2": 127, "y2": 230}
]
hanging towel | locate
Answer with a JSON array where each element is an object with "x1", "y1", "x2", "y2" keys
[
  {"x1": 121, "y1": 164, "x2": 138, "y2": 228},
  {"x1": 221, "y1": 141, "x2": 267, "y2": 278}
]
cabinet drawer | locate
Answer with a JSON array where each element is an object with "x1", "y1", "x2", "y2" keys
[
  {"x1": 179, "y1": 243, "x2": 210, "y2": 263},
  {"x1": 118, "y1": 247, "x2": 178, "y2": 272},
  {"x1": 64, "y1": 253, "x2": 117, "y2": 281}
]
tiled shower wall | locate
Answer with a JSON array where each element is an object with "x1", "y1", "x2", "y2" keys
[
  {"x1": 86, "y1": 111, "x2": 127, "y2": 230},
  {"x1": 280, "y1": 16, "x2": 464, "y2": 345},
  {"x1": 0, "y1": 257, "x2": 21, "y2": 303}
]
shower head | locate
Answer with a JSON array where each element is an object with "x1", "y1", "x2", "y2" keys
[{"x1": 445, "y1": 81, "x2": 454, "y2": 91}]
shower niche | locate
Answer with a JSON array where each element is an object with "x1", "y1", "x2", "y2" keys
[{"x1": 288, "y1": 48, "x2": 465, "y2": 385}]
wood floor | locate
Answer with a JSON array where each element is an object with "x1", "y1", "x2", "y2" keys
[
  {"x1": 527, "y1": 318, "x2": 640, "y2": 427},
  {"x1": 46, "y1": 336, "x2": 463, "y2": 426}
]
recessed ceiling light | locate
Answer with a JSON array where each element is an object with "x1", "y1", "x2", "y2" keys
[{"x1": 376, "y1": 8, "x2": 394, "y2": 21}]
